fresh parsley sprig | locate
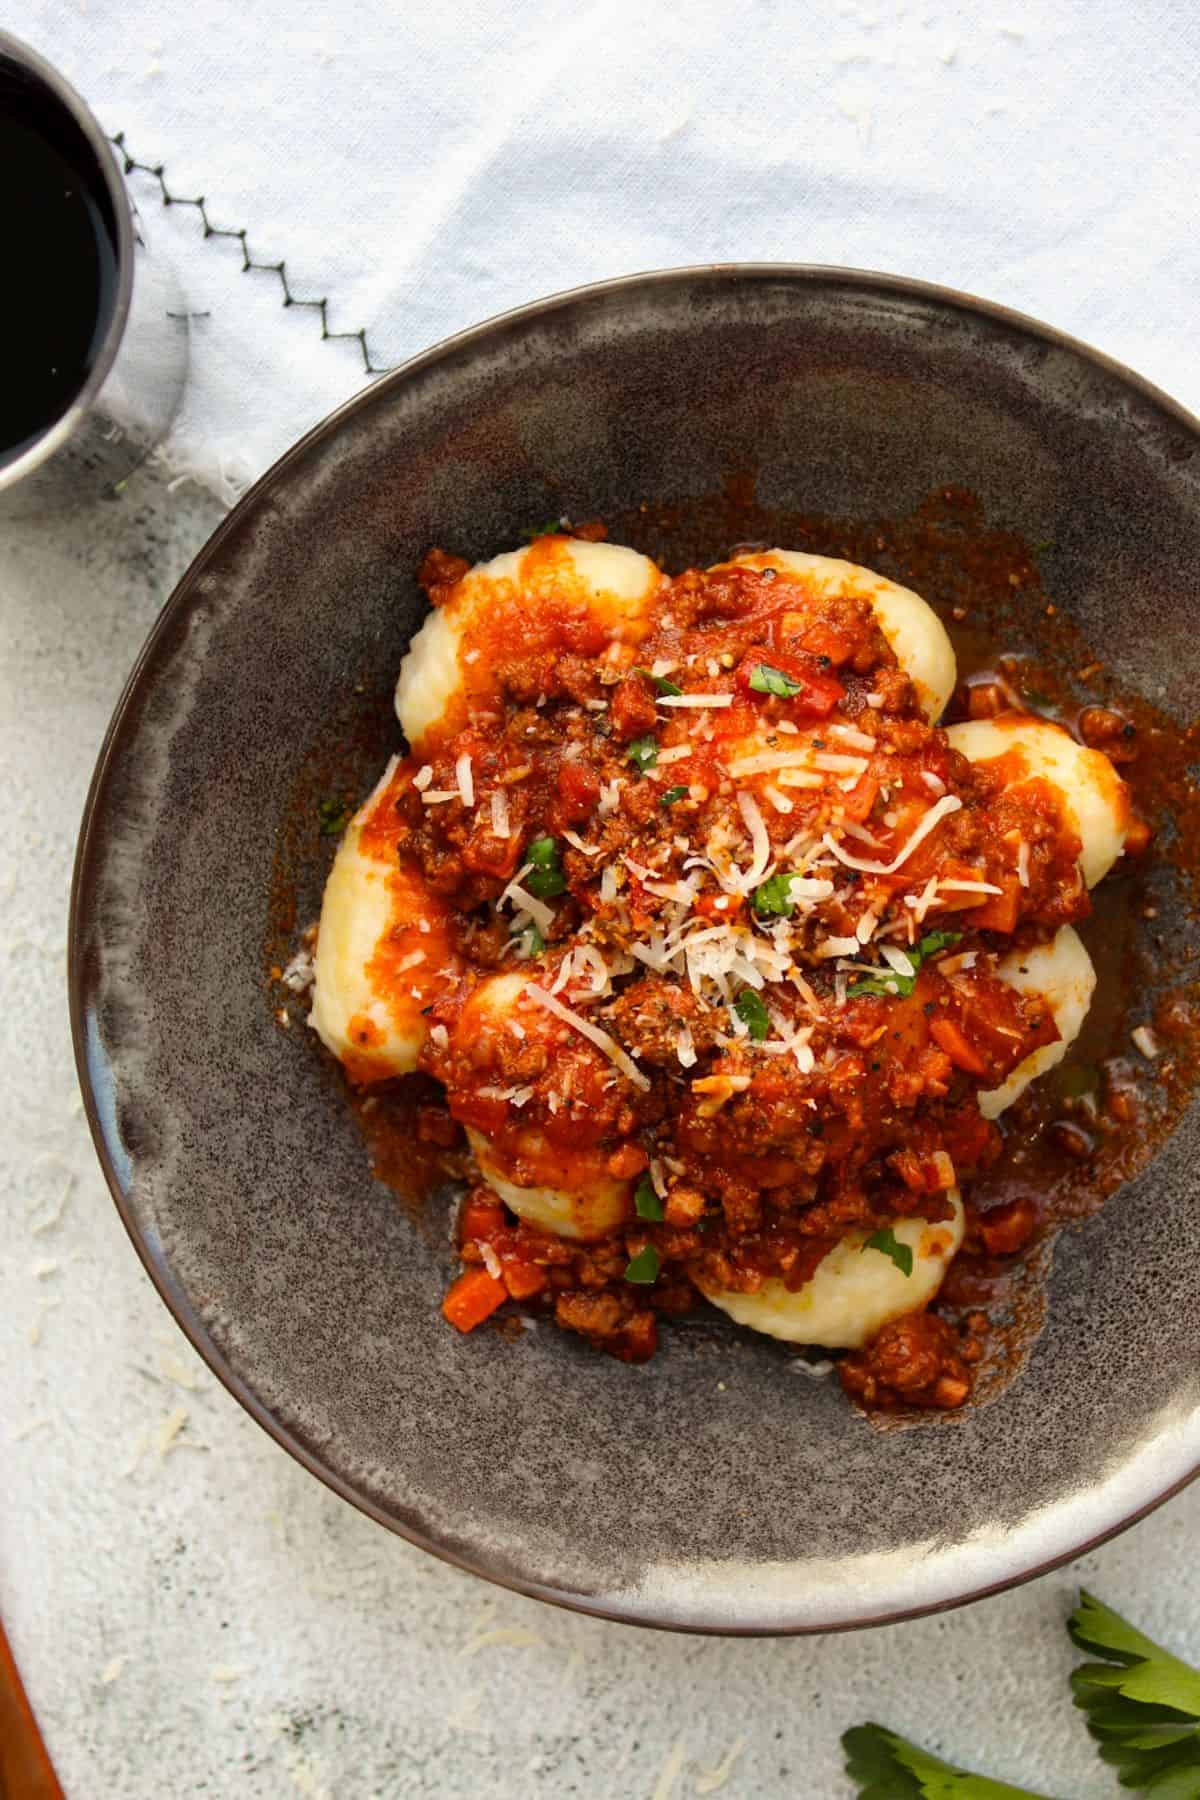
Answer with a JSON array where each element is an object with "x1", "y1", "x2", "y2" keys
[
  {"x1": 843, "y1": 1591, "x2": 1200, "y2": 1798},
  {"x1": 842, "y1": 1724, "x2": 1053, "y2": 1798},
  {"x1": 1069, "y1": 1590, "x2": 1200, "y2": 1794}
]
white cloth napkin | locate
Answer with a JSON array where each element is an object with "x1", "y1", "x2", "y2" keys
[{"x1": 11, "y1": 0, "x2": 1200, "y2": 502}]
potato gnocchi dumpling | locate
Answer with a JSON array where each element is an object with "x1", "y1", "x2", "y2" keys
[
  {"x1": 309, "y1": 760, "x2": 459, "y2": 1083},
  {"x1": 947, "y1": 714, "x2": 1130, "y2": 889},
  {"x1": 449, "y1": 972, "x2": 634, "y2": 1240},
  {"x1": 981, "y1": 925, "x2": 1097, "y2": 1120},
  {"x1": 395, "y1": 537, "x2": 662, "y2": 751},
  {"x1": 465, "y1": 1129, "x2": 631, "y2": 1241},
  {"x1": 698, "y1": 1195, "x2": 965, "y2": 1349},
  {"x1": 716, "y1": 549, "x2": 958, "y2": 722}
]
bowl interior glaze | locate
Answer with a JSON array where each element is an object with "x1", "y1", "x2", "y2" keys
[{"x1": 71, "y1": 268, "x2": 1200, "y2": 1633}]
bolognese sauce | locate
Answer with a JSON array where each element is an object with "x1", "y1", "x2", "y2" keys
[{"x1": 296, "y1": 522, "x2": 1157, "y2": 1415}]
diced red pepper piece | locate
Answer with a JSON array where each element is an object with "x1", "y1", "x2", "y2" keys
[
  {"x1": 841, "y1": 774, "x2": 878, "y2": 822},
  {"x1": 798, "y1": 622, "x2": 854, "y2": 665},
  {"x1": 554, "y1": 759, "x2": 601, "y2": 823}
]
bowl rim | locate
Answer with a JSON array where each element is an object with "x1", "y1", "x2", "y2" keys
[{"x1": 69, "y1": 261, "x2": 1200, "y2": 1635}]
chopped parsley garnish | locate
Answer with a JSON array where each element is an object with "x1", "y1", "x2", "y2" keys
[
  {"x1": 628, "y1": 735, "x2": 659, "y2": 773},
  {"x1": 523, "y1": 836, "x2": 566, "y2": 898},
  {"x1": 753, "y1": 872, "x2": 800, "y2": 917},
  {"x1": 749, "y1": 661, "x2": 804, "y2": 698},
  {"x1": 660, "y1": 784, "x2": 689, "y2": 806},
  {"x1": 634, "y1": 666, "x2": 683, "y2": 696},
  {"x1": 633, "y1": 1175, "x2": 664, "y2": 1221},
  {"x1": 847, "y1": 930, "x2": 962, "y2": 1000},
  {"x1": 733, "y1": 988, "x2": 770, "y2": 1041},
  {"x1": 521, "y1": 517, "x2": 564, "y2": 541},
  {"x1": 863, "y1": 1227, "x2": 914, "y2": 1277},
  {"x1": 514, "y1": 922, "x2": 545, "y2": 958},
  {"x1": 317, "y1": 797, "x2": 352, "y2": 836},
  {"x1": 623, "y1": 1245, "x2": 660, "y2": 1284}
]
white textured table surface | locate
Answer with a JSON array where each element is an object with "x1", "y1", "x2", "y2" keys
[{"x1": 3, "y1": 466, "x2": 1199, "y2": 1799}]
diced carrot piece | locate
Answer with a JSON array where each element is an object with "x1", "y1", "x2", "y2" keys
[
  {"x1": 693, "y1": 890, "x2": 745, "y2": 921},
  {"x1": 502, "y1": 1260, "x2": 548, "y2": 1300},
  {"x1": 461, "y1": 1195, "x2": 506, "y2": 1244},
  {"x1": 978, "y1": 1197, "x2": 1037, "y2": 1256},
  {"x1": 971, "y1": 874, "x2": 1021, "y2": 933},
  {"x1": 842, "y1": 774, "x2": 878, "y2": 822},
  {"x1": 929, "y1": 1014, "x2": 989, "y2": 1077},
  {"x1": 933, "y1": 859, "x2": 991, "y2": 911},
  {"x1": 442, "y1": 1268, "x2": 508, "y2": 1332}
]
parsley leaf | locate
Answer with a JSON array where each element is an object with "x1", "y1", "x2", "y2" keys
[
  {"x1": 660, "y1": 784, "x2": 689, "y2": 806},
  {"x1": 317, "y1": 797, "x2": 352, "y2": 836},
  {"x1": 624, "y1": 1245, "x2": 660, "y2": 1284},
  {"x1": 524, "y1": 836, "x2": 566, "y2": 898},
  {"x1": 521, "y1": 517, "x2": 565, "y2": 541},
  {"x1": 848, "y1": 931, "x2": 962, "y2": 1001},
  {"x1": 1069, "y1": 1590, "x2": 1200, "y2": 1791},
  {"x1": 863, "y1": 1228, "x2": 914, "y2": 1278},
  {"x1": 753, "y1": 872, "x2": 799, "y2": 917},
  {"x1": 733, "y1": 988, "x2": 770, "y2": 1041},
  {"x1": 917, "y1": 928, "x2": 962, "y2": 960},
  {"x1": 633, "y1": 1175, "x2": 664, "y2": 1221},
  {"x1": 749, "y1": 661, "x2": 803, "y2": 698},
  {"x1": 634, "y1": 666, "x2": 683, "y2": 696},
  {"x1": 842, "y1": 1724, "x2": 1051, "y2": 1797},
  {"x1": 628, "y1": 735, "x2": 659, "y2": 773}
]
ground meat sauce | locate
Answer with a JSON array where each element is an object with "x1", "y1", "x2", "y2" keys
[{"x1": 275, "y1": 490, "x2": 1200, "y2": 1423}]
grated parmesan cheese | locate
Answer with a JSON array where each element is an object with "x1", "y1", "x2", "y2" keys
[
  {"x1": 1017, "y1": 839, "x2": 1030, "y2": 887},
  {"x1": 413, "y1": 764, "x2": 434, "y2": 791},
  {"x1": 939, "y1": 878, "x2": 1003, "y2": 896},
  {"x1": 523, "y1": 984, "x2": 650, "y2": 1090},
  {"x1": 490, "y1": 789, "x2": 511, "y2": 838},
  {"x1": 455, "y1": 753, "x2": 475, "y2": 807},
  {"x1": 658, "y1": 692, "x2": 734, "y2": 708},
  {"x1": 824, "y1": 795, "x2": 962, "y2": 875},
  {"x1": 1132, "y1": 1025, "x2": 1160, "y2": 1060}
]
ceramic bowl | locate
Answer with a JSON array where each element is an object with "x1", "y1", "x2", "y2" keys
[{"x1": 70, "y1": 267, "x2": 1200, "y2": 1633}]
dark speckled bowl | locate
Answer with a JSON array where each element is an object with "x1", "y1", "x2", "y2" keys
[{"x1": 71, "y1": 267, "x2": 1200, "y2": 1633}]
